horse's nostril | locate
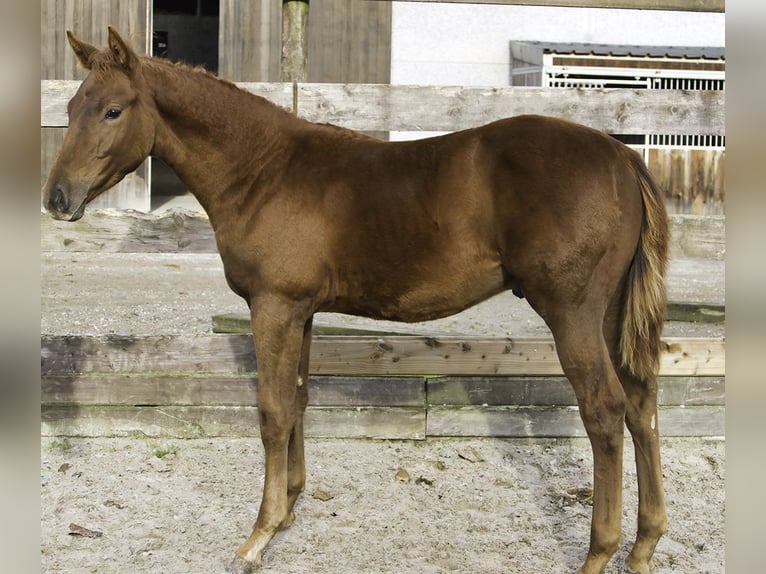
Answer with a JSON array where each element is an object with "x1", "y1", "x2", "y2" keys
[{"x1": 50, "y1": 185, "x2": 69, "y2": 212}]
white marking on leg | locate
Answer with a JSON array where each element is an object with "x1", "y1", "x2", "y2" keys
[
  {"x1": 297, "y1": 375, "x2": 304, "y2": 387},
  {"x1": 650, "y1": 414, "x2": 656, "y2": 430}
]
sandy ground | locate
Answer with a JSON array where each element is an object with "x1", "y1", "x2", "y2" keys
[
  {"x1": 41, "y1": 247, "x2": 725, "y2": 573},
  {"x1": 41, "y1": 436, "x2": 724, "y2": 574}
]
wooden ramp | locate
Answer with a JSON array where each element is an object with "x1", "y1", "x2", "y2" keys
[{"x1": 41, "y1": 334, "x2": 725, "y2": 439}]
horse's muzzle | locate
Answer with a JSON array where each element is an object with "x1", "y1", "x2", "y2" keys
[
  {"x1": 44, "y1": 183, "x2": 87, "y2": 221},
  {"x1": 49, "y1": 185, "x2": 69, "y2": 213}
]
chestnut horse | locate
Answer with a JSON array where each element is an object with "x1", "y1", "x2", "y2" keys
[{"x1": 44, "y1": 28, "x2": 669, "y2": 574}]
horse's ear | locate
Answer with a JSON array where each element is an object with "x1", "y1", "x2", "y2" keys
[
  {"x1": 66, "y1": 30, "x2": 97, "y2": 70},
  {"x1": 107, "y1": 26, "x2": 138, "y2": 71}
]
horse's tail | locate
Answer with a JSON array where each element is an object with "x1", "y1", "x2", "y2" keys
[{"x1": 620, "y1": 152, "x2": 670, "y2": 382}]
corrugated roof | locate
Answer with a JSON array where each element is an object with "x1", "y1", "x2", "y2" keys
[{"x1": 512, "y1": 42, "x2": 724, "y2": 60}]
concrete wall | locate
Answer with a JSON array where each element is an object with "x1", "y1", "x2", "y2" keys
[{"x1": 391, "y1": 4, "x2": 725, "y2": 87}]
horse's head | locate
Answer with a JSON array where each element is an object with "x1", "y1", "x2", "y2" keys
[{"x1": 43, "y1": 27, "x2": 155, "y2": 221}]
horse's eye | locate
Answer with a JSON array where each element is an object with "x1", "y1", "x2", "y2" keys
[{"x1": 104, "y1": 108, "x2": 122, "y2": 120}]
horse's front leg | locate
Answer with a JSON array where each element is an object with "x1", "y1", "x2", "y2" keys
[{"x1": 227, "y1": 296, "x2": 311, "y2": 574}]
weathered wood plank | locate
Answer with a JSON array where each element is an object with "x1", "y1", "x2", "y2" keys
[
  {"x1": 42, "y1": 373, "x2": 723, "y2": 409},
  {"x1": 41, "y1": 374, "x2": 425, "y2": 407},
  {"x1": 41, "y1": 334, "x2": 257, "y2": 375},
  {"x1": 669, "y1": 214, "x2": 725, "y2": 261},
  {"x1": 366, "y1": 0, "x2": 724, "y2": 13},
  {"x1": 666, "y1": 302, "x2": 724, "y2": 323},
  {"x1": 40, "y1": 405, "x2": 426, "y2": 440},
  {"x1": 40, "y1": 403, "x2": 721, "y2": 439},
  {"x1": 312, "y1": 336, "x2": 725, "y2": 377},
  {"x1": 41, "y1": 80, "x2": 78, "y2": 128},
  {"x1": 41, "y1": 334, "x2": 725, "y2": 377},
  {"x1": 40, "y1": 81, "x2": 294, "y2": 127},
  {"x1": 296, "y1": 84, "x2": 724, "y2": 135},
  {"x1": 41, "y1": 212, "x2": 726, "y2": 260},
  {"x1": 427, "y1": 376, "x2": 725, "y2": 407},
  {"x1": 41, "y1": 81, "x2": 723, "y2": 136},
  {"x1": 427, "y1": 405, "x2": 725, "y2": 438},
  {"x1": 40, "y1": 209, "x2": 216, "y2": 253}
]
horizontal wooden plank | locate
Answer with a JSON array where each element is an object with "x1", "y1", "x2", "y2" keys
[
  {"x1": 427, "y1": 405, "x2": 725, "y2": 438},
  {"x1": 669, "y1": 214, "x2": 725, "y2": 261},
  {"x1": 427, "y1": 376, "x2": 725, "y2": 407},
  {"x1": 40, "y1": 80, "x2": 75, "y2": 128},
  {"x1": 41, "y1": 334, "x2": 725, "y2": 377},
  {"x1": 42, "y1": 372, "x2": 722, "y2": 410},
  {"x1": 41, "y1": 81, "x2": 723, "y2": 136},
  {"x1": 311, "y1": 336, "x2": 725, "y2": 377},
  {"x1": 41, "y1": 374, "x2": 425, "y2": 407},
  {"x1": 40, "y1": 212, "x2": 725, "y2": 261},
  {"x1": 666, "y1": 302, "x2": 724, "y2": 323},
  {"x1": 40, "y1": 405, "x2": 426, "y2": 440},
  {"x1": 40, "y1": 403, "x2": 723, "y2": 439},
  {"x1": 366, "y1": 1, "x2": 724, "y2": 12},
  {"x1": 41, "y1": 334, "x2": 257, "y2": 374},
  {"x1": 40, "y1": 209, "x2": 216, "y2": 253},
  {"x1": 41, "y1": 81, "x2": 294, "y2": 128},
  {"x1": 296, "y1": 84, "x2": 724, "y2": 135}
]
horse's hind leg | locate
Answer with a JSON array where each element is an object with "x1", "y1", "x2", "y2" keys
[
  {"x1": 547, "y1": 305, "x2": 627, "y2": 574},
  {"x1": 619, "y1": 365, "x2": 667, "y2": 574},
  {"x1": 228, "y1": 295, "x2": 310, "y2": 573},
  {"x1": 600, "y1": 290, "x2": 667, "y2": 574},
  {"x1": 286, "y1": 316, "x2": 313, "y2": 519}
]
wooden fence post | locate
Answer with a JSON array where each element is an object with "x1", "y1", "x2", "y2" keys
[{"x1": 281, "y1": 0, "x2": 309, "y2": 87}]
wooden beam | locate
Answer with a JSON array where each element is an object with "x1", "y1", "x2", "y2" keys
[
  {"x1": 364, "y1": 0, "x2": 725, "y2": 13},
  {"x1": 426, "y1": 405, "x2": 725, "y2": 438},
  {"x1": 41, "y1": 374, "x2": 426, "y2": 407},
  {"x1": 296, "y1": 83, "x2": 724, "y2": 135},
  {"x1": 42, "y1": 373, "x2": 723, "y2": 408},
  {"x1": 40, "y1": 334, "x2": 726, "y2": 377},
  {"x1": 281, "y1": 0, "x2": 310, "y2": 83},
  {"x1": 39, "y1": 403, "x2": 723, "y2": 438},
  {"x1": 40, "y1": 211, "x2": 726, "y2": 260},
  {"x1": 40, "y1": 81, "x2": 294, "y2": 127},
  {"x1": 427, "y1": 376, "x2": 725, "y2": 406},
  {"x1": 41, "y1": 405, "x2": 427, "y2": 439},
  {"x1": 41, "y1": 81, "x2": 724, "y2": 136}
]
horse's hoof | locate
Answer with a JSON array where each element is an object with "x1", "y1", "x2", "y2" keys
[
  {"x1": 225, "y1": 555, "x2": 257, "y2": 574},
  {"x1": 624, "y1": 555, "x2": 652, "y2": 574}
]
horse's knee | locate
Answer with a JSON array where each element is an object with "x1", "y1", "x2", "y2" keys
[{"x1": 258, "y1": 403, "x2": 295, "y2": 445}]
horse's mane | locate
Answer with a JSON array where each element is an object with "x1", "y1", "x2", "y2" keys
[
  {"x1": 90, "y1": 48, "x2": 377, "y2": 142},
  {"x1": 142, "y1": 56, "x2": 246, "y2": 95}
]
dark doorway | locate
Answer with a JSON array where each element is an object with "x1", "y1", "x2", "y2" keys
[{"x1": 151, "y1": 0, "x2": 220, "y2": 211}]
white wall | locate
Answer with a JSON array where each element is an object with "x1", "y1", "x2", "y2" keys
[{"x1": 391, "y1": 3, "x2": 725, "y2": 87}]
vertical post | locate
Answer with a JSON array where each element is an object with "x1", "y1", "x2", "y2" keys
[{"x1": 281, "y1": 0, "x2": 309, "y2": 84}]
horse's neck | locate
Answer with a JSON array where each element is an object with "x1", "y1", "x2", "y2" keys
[{"x1": 144, "y1": 61, "x2": 297, "y2": 219}]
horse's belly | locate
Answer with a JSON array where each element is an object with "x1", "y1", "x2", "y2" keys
[{"x1": 329, "y1": 262, "x2": 508, "y2": 323}]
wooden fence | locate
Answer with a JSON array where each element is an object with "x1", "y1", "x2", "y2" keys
[
  {"x1": 41, "y1": 332, "x2": 724, "y2": 439},
  {"x1": 42, "y1": 80, "x2": 724, "y2": 136}
]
